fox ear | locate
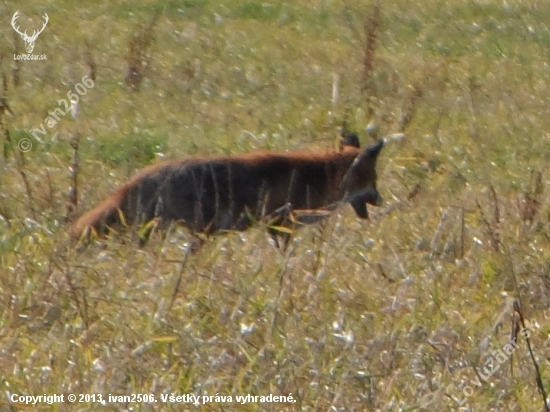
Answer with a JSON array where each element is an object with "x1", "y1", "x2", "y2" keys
[
  {"x1": 363, "y1": 139, "x2": 384, "y2": 159},
  {"x1": 351, "y1": 139, "x2": 384, "y2": 167},
  {"x1": 340, "y1": 133, "x2": 360, "y2": 149}
]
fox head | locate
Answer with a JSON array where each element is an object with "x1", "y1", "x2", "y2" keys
[{"x1": 340, "y1": 138, "x2": 384, "y2": 218}]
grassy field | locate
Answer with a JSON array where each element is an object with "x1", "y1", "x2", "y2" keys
[{"x1": 1, "y1": 0, "x2": 550, "y2": 410}]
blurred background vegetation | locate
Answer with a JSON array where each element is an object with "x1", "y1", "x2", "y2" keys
[{"x1": 1, "y1": 0, "x2": 550, "y2": 410}]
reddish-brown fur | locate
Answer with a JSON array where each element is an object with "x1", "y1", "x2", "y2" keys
[{"x1": 70, "y1": 137, "x2": 384, "y2": 242}]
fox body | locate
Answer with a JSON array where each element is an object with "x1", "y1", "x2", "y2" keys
[{"x1": 69, "y1": 137, "x2": 384, "y2": 241}]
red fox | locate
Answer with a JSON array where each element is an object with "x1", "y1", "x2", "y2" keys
[{"x1": 69, "y1": 135, "x2": 385, "y2": 242}]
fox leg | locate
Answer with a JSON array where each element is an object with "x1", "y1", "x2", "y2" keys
[{"x1": 265, "y1": 203, "x2": 294, "y2": 249}]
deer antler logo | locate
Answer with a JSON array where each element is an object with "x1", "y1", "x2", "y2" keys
[{"x1": 11, "y1": 11, "x2": 49, "y2": 54}]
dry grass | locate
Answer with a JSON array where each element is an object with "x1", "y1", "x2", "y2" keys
[{"x1": 2, "y1": 0, "x2": 550, "y2": 410}]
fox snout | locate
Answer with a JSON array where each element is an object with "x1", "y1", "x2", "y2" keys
[
  {"x1": 362, "y1": 186, "x2": 383, "y2": 206},
  {"x1": 347, "y1": 186, "x2": 382, "y2": 219}
]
